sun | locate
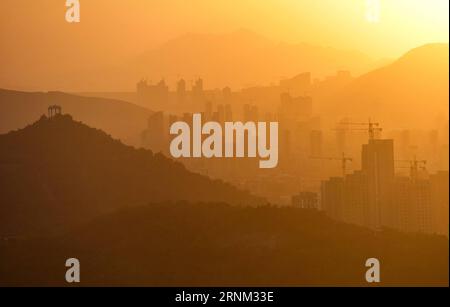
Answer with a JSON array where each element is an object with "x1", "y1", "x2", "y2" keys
[{"x1": 365, "y1": 0, "x2": 381, "y2": 23}]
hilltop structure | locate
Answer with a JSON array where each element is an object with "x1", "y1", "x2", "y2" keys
[{"x1": 47, "y1": 105, "x2": 62, "y2": 118}]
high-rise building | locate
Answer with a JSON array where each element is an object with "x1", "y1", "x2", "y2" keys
[
  {"x1": 321, "y1": 136, "x2": 447, "y2": 236},
  {"x1": 177, "y1": 79, "x2": 186, "y2": 102},
  {"x1": 243, "y1": 104, "x2": 259, "y2": 122},
  {"x1": 292, "y1": 192, "x2": 318, "y2": 209},
  {"x1": 310, "y1": 130, "x2": 323, "y2": 157},
  {"x1": 279, "y1": 93, "x2": 312, "y2": 120},
  {"x1": 223, "y1": 87, "x2": 232, "y2": 102},
  {"x1": 430, "y1": 171, "x2": 449, "y2": 236},
  {"x1": 279, "y1": 72, "x2": 311, "y2": 96},
  {"x1": 217, "y1": 104, "x2": 225, "y2": 123},
  {"x1": 225, "y1": 104, "x2": 233, "y2": 122},
  {"x1": 321, "y1": 177, "x2": 344, "y2": 221},
  {"x1": 204, "y1": 101, "x2": 213, "y2": 121},
  {"x1": 192, "y1": 78, "x2": 204, "y2": 99},
  {"x1": 342, "y1": 171, "x2": 369, "y2": 226},
  {"x1": 361, "y1": 139, "x2": 395, "y2": 229},
  {"x1": 136, "y1": 79, "x2": 169, "y2": 106},
  {"x1": 393, "y1": 177, "x2": 432, "y2": 233},
  {"x1": 142, "y1": 111, "x2": 166, "y2": 153}
]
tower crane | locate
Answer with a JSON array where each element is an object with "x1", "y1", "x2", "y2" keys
[
  {"x1": 310, "y1": 152, "x2": 353, "y2": 177},
  {"x1": 395, "y1": 156, "x2": 427, "y2": 181},
  {"x1": 335, "y1": 119, "x2": 383, "y2": 141}
]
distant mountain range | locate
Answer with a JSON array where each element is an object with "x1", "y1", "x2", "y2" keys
[
  {"x1": 0, "y1": 89, "x2": 152, "y2": 146},
  {"x1": 0, "y1": 115, "x2": 261, "y2": 236},
  {"x1": 1, "y1": 43, "x2": 448, "y2": 141},
  {"x1": 134, "y1": 29, "x2": 376, "y2": 89},
  {"x1": 1, "y1": 29, "x2": 380, "y2": 92},
  {"x1": 317, "y1": 43, "x2": 449, "y2": 129}
]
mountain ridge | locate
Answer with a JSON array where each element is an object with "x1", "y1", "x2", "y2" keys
[
  {"x1": 0, "y1": 88, "x2": 152, "y2": 146},
  {"x1": 0, "y1": 114, "x2": 262, "y2": 236},
  {"x1": 134, "y1": 29, "x2": 376, "y2": 88},
  {"x1": 1, "y1": 201, "x2": 448, "y2": 286},
  {"x1": 317, "y1": 43, "x2": 449, "y2": 129}
]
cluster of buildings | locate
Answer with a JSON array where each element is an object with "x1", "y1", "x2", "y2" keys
[
  {"x1": 319, "y1": 137, "x2": 449, "y2": 236},
  {"x1": 140, "y1": 85, "x2": 325, "y2": 194},
  {"x1": 137, "y1": 78, "x2": 207, "y2": 107},
  {"x1": 137, "y1": 76, "x2": 449, "y2": 236}
]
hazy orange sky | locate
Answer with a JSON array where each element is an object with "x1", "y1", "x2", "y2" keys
[{"x1": 0, "y1": 0, "x2": 448, "y2": 91}]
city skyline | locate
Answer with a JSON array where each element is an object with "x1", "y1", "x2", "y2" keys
[
  {"x1": 0, "y1": 0, "x2": 448, "y2": 288},
  {"x1": 1, "y1": 0, "x2": 449, "y2": 91}
]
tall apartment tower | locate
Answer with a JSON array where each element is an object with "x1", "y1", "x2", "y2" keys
[
  {"x1": 430, "y1": 171, "x2": 449, "y2": 236},
  {"x1": 361, "y1": 139, "x2": 395, "y2": 229},
  {"x1": 177, "y1": 79, "x2": 186, "y2": 102},
  {"x1": 142, "y1": 111, "x2": 166, "y2": 153},
  {"x1": 321, "y1": 177, "x2": 344, "y2": 220}
]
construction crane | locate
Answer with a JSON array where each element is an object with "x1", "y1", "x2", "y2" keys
[
  {"x1": 395, "y1": 156, "x2": 427, "y2": 181},
  {"x1": 335, "y1": 119, "x2": 383, "y2": 141},
  {"x1": 310, "y1": 152, "x2": 353, "y2": 177}
]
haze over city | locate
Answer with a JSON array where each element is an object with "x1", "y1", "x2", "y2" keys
[
  {"x1": 0, "y1": 0, "x2": 449, "y2": 91},
  {"x1": 0, "y1": 0, "x2": 448, "y2": 287}
]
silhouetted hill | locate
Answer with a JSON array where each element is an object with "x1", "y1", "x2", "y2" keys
[
  {"x1": 0, "y1": 89, "x2": 152, "y2": 146},
  {"x1": 0, "y1": 115, "x2": 261, "y2": 236},
  {"x1": 0, "y1": 202, "x2": 447, "y2": 286},
  {"x1": 319, "y1": 43, "x2": 449, "y2": 129},
  {"x1": 135, "y1": 29, "x2": 376, "y2": 88}
]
